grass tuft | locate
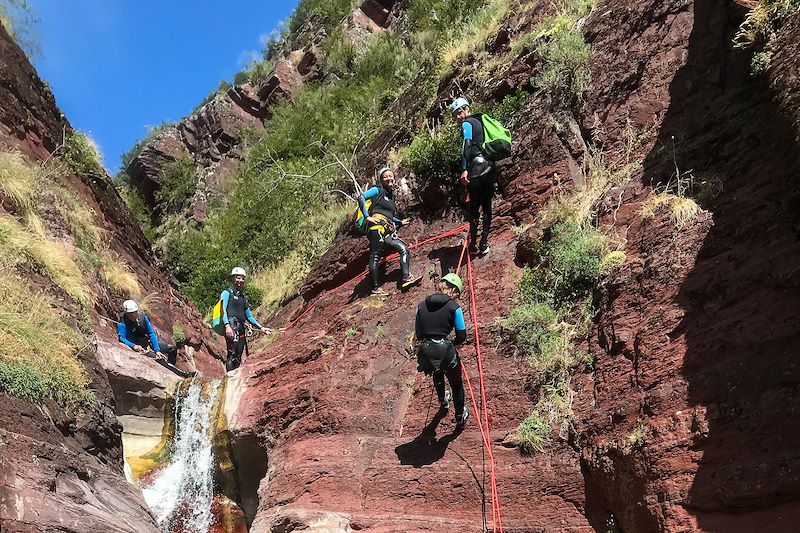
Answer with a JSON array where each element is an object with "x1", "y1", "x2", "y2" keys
[
  {"x1": 0, "y1": 151, "x2": 36, "y2": 212},
  {"x1": 0, "y1": 214, "x2": 91, "y2": 306},
  {"x1": 98, "y1": 252, "x2": 142, "y2": 298},
  {"x1": 0, "y1": 274, "x2": 92, "y2": 409}
]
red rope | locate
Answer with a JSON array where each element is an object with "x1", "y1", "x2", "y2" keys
[{"x1": 465, "y1": 243, "x2": 504, "y2": 532}]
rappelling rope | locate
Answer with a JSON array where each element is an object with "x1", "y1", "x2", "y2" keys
[{"x1": 464, "y1": 243, "x2": 504, "y2": 532}]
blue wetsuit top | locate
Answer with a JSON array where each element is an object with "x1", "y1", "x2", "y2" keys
[
  {"x1": 117, "y1": 314, "x2": 161, "y2": 351},
  {"x1": 220, "y1": 289, "x2": 263, "y2": 328},
  {"x1": 359, "y1": 186, "x2": 402, "y2": 224},
  {"x1": 461, "y1": 121, "x2": 473, "y2": 171}
]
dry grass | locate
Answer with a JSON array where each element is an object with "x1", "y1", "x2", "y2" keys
[
  {"x1": 57, "y1": 189, "x2": 103, "y2": 251},
  {"x1": 0, "y1": 151, "x2": 36, "y2": 212},
  {"x1": 640, "y1": 192, "x2": 701, "y2": 229},
  {"x1": 0, "y1": 273, "x2": 91, "y2": 408},
  {"x1": 99, "y1": 252, "x2": 142, "y2": 298},
  {"x1": 0, "y1": 214, "x2": 91, "y2": 306},
  {"x1": 539, "y1": 147, "x2": 642, "y2": 227}
]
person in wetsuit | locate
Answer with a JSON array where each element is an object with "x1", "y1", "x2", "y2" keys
[
  {"x1": 451, "y1": 97, "x2": 495, "y2": 257},
  {"x1": 415, "y1": 273, "x2": 469, "y2": 428},
  {"x1": 222, "y1": 267, "x2": 270, "y2": 372},
  {"x1": 117, "y1": 299, "x2": 179, "y2": 368},
  {"x1": 358, "y1": 165, "x2": 421, "y2": 296}
]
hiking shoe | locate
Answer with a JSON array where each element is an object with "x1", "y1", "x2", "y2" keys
[
  {"x1": 439, "y1": 390, "x2": 452, "y2": 412},
  {"x1": 401, "y1": 274, "x2": 422, "y2": 289},
  {"x1": 455, "y1": 409, "x2": 469, "y2": 428},
  {"x1": 371, "y1": 287, "x2": 388, "y2": 296},
  {"x1": 479, "y1": 244, "x2": 491, "y2": 256}
]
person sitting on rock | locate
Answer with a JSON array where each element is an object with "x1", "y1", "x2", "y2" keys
[
  {"x1": 415, "y1": 273, "x2": 469, "y2": 428},
  {"x1": 451, "y1": 97, "x2": 495, "y2": 257},
  {"x1": 117, "y1": 299, "x2": 178, "y2": 368},
  {"x1": 357, "y1": 165, "x2": 421, "y2": 296},
  {"x1": 221, "y1": 267, "x2": 270, "y2": 372}
]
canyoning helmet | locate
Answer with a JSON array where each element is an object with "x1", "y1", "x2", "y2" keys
[
  {"x1": 449, "y1": 97, "x2": 470, "y2": 114},
  {"x1": 231, "y1": 267, "x2": 247, "y2": 278},
  {"x1": 123, "y1": 299, "x2": 139, "y2": 313},
  {"x1": 442, "y1": 273, "x2": 463, "y2": 294},
  {"x1": 376, "y1": 165, "x2": 392, "y2": 180}
]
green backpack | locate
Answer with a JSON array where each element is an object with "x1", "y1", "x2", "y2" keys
[{"x1": 477, "y1": 113, "x2": 512, "y2": 161}]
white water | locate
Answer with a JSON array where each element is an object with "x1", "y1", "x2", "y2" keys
[{"x1": 142, "y1": 379, "x2": 219, "y2": 533}]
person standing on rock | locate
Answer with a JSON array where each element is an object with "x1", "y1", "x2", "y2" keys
[
  {"x1": 451, "y1": 97, "x2": 495, "y2": 257},
  {"x1": 357, "y1": 165, "x2": 422, "y2": 296},
  {"x1": 221, "y1": 267, "x2": 270, "y2": 372},
  {"x1": 415, "y1": 274, "x2": 469, "y2": 428},
  {"x1": 117, "y1": 299, "x2": 188, "y2": 376}
]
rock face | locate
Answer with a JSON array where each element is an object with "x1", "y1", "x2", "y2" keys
[{"x1": 0, "y1": 22, "x2": 225, "y2": 533}]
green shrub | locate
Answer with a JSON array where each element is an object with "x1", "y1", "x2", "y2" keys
[
  {"x1": 404, "y1": 123, "x2": 461, "y2": 186},
  {"x1": 288, "y1": 0, "x2": 359, "y2": 37},
  {"x1": 121, "y1": 185, "x2": 155, "y2": 242},
  {"x1": 63, "y1": 131, "x2": 104, "y2": 175},
  {"x1": 519, "y1": 222, "x2": 605, "y2": 308},
  {"x1": 491, "y1": 88, "x2": 531, "y2": 123},
  {"x1": 532, "y1": 28, "x2": 592, "y2": 106},
  {"x1": 514, "y1": 413, "x2": 550, "y2": 454},
  {"x1": 156, "y1": 156, "x2": 197, "y2": 212},
  {"x1": 172, "y1": 324, "x2": 186, "y2": 345}
]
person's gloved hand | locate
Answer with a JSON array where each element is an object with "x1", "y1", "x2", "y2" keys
[{"x1": 225, "y1": 324, "x2": 234, "y2": 339}]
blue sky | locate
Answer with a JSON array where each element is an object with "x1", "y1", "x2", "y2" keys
[{"x1": 30, "y1": 0, "x2": 298, "y2": 173}]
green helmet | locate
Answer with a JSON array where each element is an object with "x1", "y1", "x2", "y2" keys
[{"x1": 442, "y1": 273, "x2": 463, "y2": 294}]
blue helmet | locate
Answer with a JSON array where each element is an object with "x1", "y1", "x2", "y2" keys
[{"x1": 449, "y1": 97, "x2": 470, "y2": 114}]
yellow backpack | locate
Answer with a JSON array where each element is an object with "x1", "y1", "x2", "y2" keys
[{"x1": 210, "y1": 291, "x2": 228, "y2": 335}]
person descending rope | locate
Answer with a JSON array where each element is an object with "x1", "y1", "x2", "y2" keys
[
  {"x1": 451, "y1": 97, "x2": 511, "y2": 257},
  {"x1": 117, "y1": 299, "x2": 193, "y2": 377},
  {"x1": 220, "y1": 267, "x2": 270, "y2": 371},
  {"x1": 415, "y1": 273, "x2": 469, "y2": 428},
  {"x1": 357, "y1": 165, "x2": 422, "y2": 296}
]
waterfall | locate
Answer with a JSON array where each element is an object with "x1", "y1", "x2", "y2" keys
[{"x1": 142, "y1": 379, "x2": 220, "y2": 533}]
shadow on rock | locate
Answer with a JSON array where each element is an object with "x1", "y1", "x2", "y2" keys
[{"x1": 394, "y1": 409, "x2": 464, "y2": 467}]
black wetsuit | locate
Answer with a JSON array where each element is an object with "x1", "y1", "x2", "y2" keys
[
  {"x1": 221, "y1": 286, "x2": 262, "y2": 371},
  {"x1": 415, "y1": 293, "x2": 468, "y2": 420},
  {"x1": 359, "y1": 183, "x2": 410, "y2": 288},
  {"x1": 461, "y1": 115, "x2": 496, "y2": 251}
]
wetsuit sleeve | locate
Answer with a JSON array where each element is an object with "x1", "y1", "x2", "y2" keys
[
  {"x1": 453, "y1": 307, "x2": 467, "y2": 346},
  {"x1": 145, "y1": 316, "x2": 161, "y2": 352},
  {"x1": 220, "y1": 290, "x2": 230, "y2": 325},
  {"x1": 245, "y1": 307, "x2": 263, "y2": 329},
  {"x1": 415, "y1": 308, "x2": 422, "y2": 341},
  {"x1": 358, "y1": 187, "x2": 381, "y2": 219},
  {"x1": 461, "y1": 121, "x2": 473, "y2": 171},
  {"x1": 117, "y1": 322, "x2": 136, "y2": 349}
]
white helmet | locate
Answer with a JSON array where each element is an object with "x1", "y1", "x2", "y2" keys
[
  {"x1": 122, "y1": 299, "x2": 139, "y2": 313},
  {"x1": 450, "y1": 97, "x2": 470, "y2": 114},
  {"x1": 231, "y1": 267, "x2": 246, "y2": 277}
]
